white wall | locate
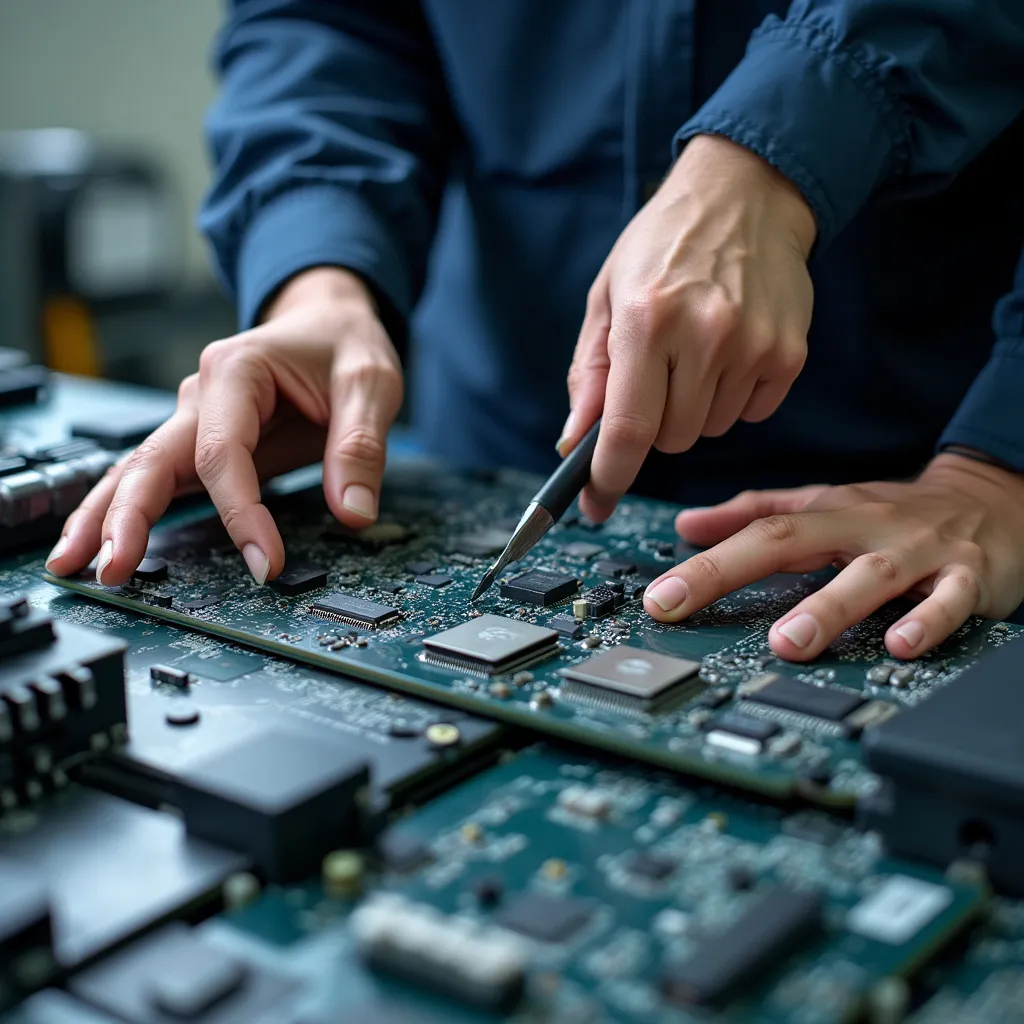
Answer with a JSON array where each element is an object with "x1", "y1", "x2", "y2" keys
[{"x1": 0, "y1": 0, "x2": 223, "y2": 287}]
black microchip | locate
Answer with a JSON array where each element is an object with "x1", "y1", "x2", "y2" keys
[
  {"x1": 709, "y1": 712, "x2": 780, "y2": 742},
  {"x1": 140, "y1": 590, "x2": 172, "y2": 608},
  {"x1": 269, "y1": 566, "x2": 328, "y2": 596},
  {"x1": 592, "y1": 559, "x2": 636, "y2": 578},
  {"x1": 180, "y1": 594, "x2": 223, "y2": 612},
  {"x1": 70, "y1": 410, "x2": 169, "y2": 451},
  {"x1": 697, "y1": 687, "x2": 733, "y2": 710},
  {"x1": 743, "y1": 676, "x2": 865, "y2": 722},
  {"x1": 373, "y1": 580, "x2": 406, "y2": 594},
  {"x1": 309, "y1": 593, "x2": 401, "y2": 629},
  {"x1": 584, "y1": 586, "x2": 617, "y2": 618},
  {"x1": 624, "y1": 850, "x2": 676, "y2": 881},
  {"x1": 150, "y1": 664, "x2": 190, "y2": 688},
  {"x1": 405, "y1": 560, "x2": 436, "y2": 576},
  {"x1": 662, "y1": 887, "x2": 822, "y2": 1007},
  {"x1": 131, "y1": 556, "x2": 168, "y2": 583},
  {"x1": 493, "y1": 892, "x2": 592, "y2": 943},
  {"x1": 452, "y1": 529, "x2": 512, "y2": 557},
  {"x1": 562, "y1": 541, "x2": 605, "y2": 560},
  {"x1": 414, "y1": 574, "x2": 452, "y2": 589},
  {"x1": 500, "y1": 569, "x2": 579, "y2": 607},
  {"x1": 548, "y1": 614, "x2": 585, "y2": 640}
]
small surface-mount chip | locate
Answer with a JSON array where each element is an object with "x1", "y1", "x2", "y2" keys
[
  {"x1": 309, "y1": 594, "x2": 401, "y2": 629},
  {"x1": 584, "y1": 585, "x2": 618, "y2": 618},
  {"x1": 179, "y1": 594, "x2": 224, "y2": 613},
  {"x1": 562, "y1": 541, "x2": 605, "y2": 560},
  {"x1": 414, "y1": 574, "x2": 452, "y2": 589},
  {"x1": 149, "y1": 664, "x2": 190, "y2": 689},
  {"x1": 131, "y1": 557, "x2": 167, "y2": 583},
  {"x1": 452, "y1": 529, "x2": 512, "y2": 557},
  {"x1": 559, "y1": 646, "x2": 702, "y2": 713},
  {"x1": 661, "y1": 886, "x2": 823, "y2": 1007},
  {"x1": 422, "y1": 615, "x2": 559, "y2": 676},
  {"x1": 624, "y1": 849, "x2": 677, "y2": 881},
  {"x1": 708, "y1": 711, "x2": 780, "y2": 743},
  {"x1": 71, "y1": 410, "x2": 169, "y2": 451},
  {"x1": 500, "y1": 569, "x2": 579, "y2": 607},
  {"x1": 493, "y1": 892, "x2": 593, "y2": 944},
  {"x1": 269, "y1": 566, "x2": 328, "y2": 596},
  {"x1": 592, "y1": 559, "x2": 636, "y2": 578},
  {"x1": 405, "y1": 560, "x2": 436, "y2": 576},
  {"x1": 548, "y1": 614, "x2": 585, "y2": 640},
  {"x1": 741, "y1": 674, "x2": 866, "y2": 722}
]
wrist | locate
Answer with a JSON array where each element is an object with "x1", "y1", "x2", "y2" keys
[
  {"x1": 673, "y1": 134, "x2": 818, "y2": 260},
  {"x1": 924, "y1": 450, "x2": 1024, "y2": 499},
  {"x1": 262, "y1": 266, "x2": 378, "y2": 324}
]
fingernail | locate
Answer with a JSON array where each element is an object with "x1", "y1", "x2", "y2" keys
[
  {"x1": 556, "y1": 411, "x2": 576, "y2": 457},
  {"x1": 45, "y1": 535, "x2": 68, "y2": 570},
  {"x1": 342, "y1": 483, "x2": 376, "y2": 520},
  {"x1": 242, "y1": 543, "x2": 270, "y2": 586},
  {"x1": 95, "y1": 539, "x2": 114, "y2": 586},
  {"x1": 777, "y1": 612, "x2": 818, "y2": 649},
  {"x1": 645, "y1": 577, "x2": 689, "y2": 613},
  {"x1": 894, "y1": 620, "x2": 925, "y2": 649}
]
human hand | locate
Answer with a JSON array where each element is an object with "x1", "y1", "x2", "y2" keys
[
  {"x1": 45, "y1": 267, "x2": 403, "y2": 586},
  {"x1": 562, "y1": 134, "x2": 817, "y2": 522},
  {"x1": 642, "y1": 453, "x2": 1024, "y2": 661}
]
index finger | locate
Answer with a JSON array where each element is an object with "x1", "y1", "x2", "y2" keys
[
  {"x1": 194, "y1": 351, "x2": 285, "y2": 584},
  {"x1": 643, "y1": 511, "x2": 856, "y2": 621},
  {"x1": 583, "y1": 322, "x2": 668, "y2": 521}
]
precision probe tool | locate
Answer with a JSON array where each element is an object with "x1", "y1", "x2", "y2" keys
[{"x1": 471, "y1": 418, "x2": 601, "y2": 602}]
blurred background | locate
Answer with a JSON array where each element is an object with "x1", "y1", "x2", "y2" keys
[{"x1": 0, "y1": 0, "x2": 235, "y2": 389}]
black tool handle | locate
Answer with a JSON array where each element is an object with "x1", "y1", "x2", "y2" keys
[{"x1": 533, "y1": 417, "x2": 602, "y2": 521}]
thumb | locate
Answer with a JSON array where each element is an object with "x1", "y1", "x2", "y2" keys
[
  {"x1": 560, "y1": 273, "x2": 611, "y2": 457},
  {"x1": 676, "y1": 485, "x2": 826, "y2": 546}
]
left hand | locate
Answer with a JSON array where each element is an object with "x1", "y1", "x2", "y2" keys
[{"x1": 642, "y1": 452, "x2": 1024, "y2": 661}]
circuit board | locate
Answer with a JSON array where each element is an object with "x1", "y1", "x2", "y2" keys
[
  {"x1": 49, "y1": 461, "x2": 1023, "y2": 807},
  {"x1": 145, "y1": 744, "x2": 986, "y2": 1024}
]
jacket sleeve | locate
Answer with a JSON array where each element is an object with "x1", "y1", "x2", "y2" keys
[
  {"x1": 937, "y1": 248, "x2": 1024, "y2": 471},
  {"x1": 197, "y1": 0, "x2": 454, "y2": 339},
  {"x1": 675, "y1": 1, "x2": 1024, "y2": 249}
]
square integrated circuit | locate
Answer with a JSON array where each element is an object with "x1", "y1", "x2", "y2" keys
[
  {"x1": 560, "y1": 646, "x2": 702, "y2": 712},
  {"x1": 421, "y1": 614, "x2": 559, "y2": 676},
  {"x1": 500, "y1": 569, "x2": 579, "y2": 607}
]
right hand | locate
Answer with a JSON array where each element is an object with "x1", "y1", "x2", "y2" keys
[{"x1": 45, "y1": 267, "x2": 403, "y2": 586}]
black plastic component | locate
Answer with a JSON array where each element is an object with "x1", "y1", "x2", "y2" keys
[
  {"x1": 473, "y1": 876, "x2": 504, "y2": 908},
  {"x1": 179, "y1": 594, "x2": 225, "y2": 613},
  {"x1": 414, "y1": 574, "x2": 452, "y2": 589},
  {"x1": 373, "y1": 580, "x2": 406, "y2": 594},
  {"x1": 0, "y1": 365, "x2": 48, "y2": 408},
  {"x1": 661, "y1": 887, "x2": 823, "y2": 1007},
  {"x1": 584, "y1": 586, "x2": 618, "y2": 618},
  {"x1": 70, "y1": 923, "x2": 299, "y2": 1024},
  {"x1": 493, "y1": 892, "x2": 592, "y2": 943},
  {"x1": 131, "y1": 557, "x2": 168, "y2": 583},
  {"x1": 308, "y1": 593, "x2": 400, "y2": 629},
  {"x1": 0, "y1": 858, "x2": 53, "y2": 1011},
  {"x1": 500, "y1": 569, "x2": 579, "y2": 607},
  {"x1": 269, "y1": 566, "x2": 328, "y2": 596},
  {"x1": 561, "y1": 541, "x2": 604, "y2": 560},
  {"x1": 0, "y1": 610, "x2": 126, "y2": 809},
  {"x1": 624, "y1": 850, "x2": 676, "y2": 881},
  {"x1": 548, "y1": 614, "x2": 585, "y2": 640},
  {"x1": 708, "y1": 712, "x2": 780, "y2": 743},
  {"x1": 0, "y1": 786, "x2": 244, "y2": 968},
  {"x1": 150, "y1": 664, "x2": 190, "y2": 689},
  {"x1": 592, "y1": 559, "x2": 636, "y2": 578},
  {"x1": 743, "y1": 676, "x2": 865, "y2": 722},
  {"x1": 697, "y1": 687, "x2": 733, "y2": 710},
  {"x1": 70, "y1": 410, "x2": 169, "y2": 451},
  {"x1": 173, "y1": 729, "x2": 370, "y2": 882},
  {"x1": 405, "y1": 560, "x2": 436, "y2": 576},
  {"x1": 861, "y1": 638, "x2": 1024, "y2": 896}
]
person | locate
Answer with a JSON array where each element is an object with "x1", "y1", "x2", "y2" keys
[{"x1": 46, "y1": 1, "x2": 1024, "y2": 664}]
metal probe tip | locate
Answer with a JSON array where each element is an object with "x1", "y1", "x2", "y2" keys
[
  {"x1": 469, "y1": 501, "x2": 555, "y2": 603},
  {"x1": 470, "y1": 564, "x2": 500, "y2": 603}
]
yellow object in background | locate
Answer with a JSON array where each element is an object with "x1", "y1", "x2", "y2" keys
[{"x1": 42, "y1": 295, "x2": 102, "y2": 376}]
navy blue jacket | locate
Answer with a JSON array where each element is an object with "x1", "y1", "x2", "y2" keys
[{"x1": 199, "y1": 1, "x2": 1024, "y2": 506}]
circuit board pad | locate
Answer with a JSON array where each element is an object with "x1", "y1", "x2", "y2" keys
[
  {"x1": 48, "y1": 460, "x2": 1023, "y2": 806},
  {"x1": 207, "y1": 745, "x2": 988, "y2": 1024}
]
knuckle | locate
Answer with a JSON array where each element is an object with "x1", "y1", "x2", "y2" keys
[
  {"x1": 121, "y1": 434, "x2": 167, "y2": 475},
  {"x1": 946, "y1": 571, "x2": 981, "y2": 604},
  {"x1": 691, "y1": 291, "x2": 743, "y2": 344},
  {"x1": 177, "y1": 373, "x2": 199, "y2": 403},
  {"x1": 856, "y1": 551, "x2": 901, "y2": 583},
  {"x1": 688, "y1": 552, "x2": 724, "y2": 585},
  {"x1": 193, "y1": 435, "x2": 229, "y2": 481},
  {"x1": 334, "y1": 426, "x2": 386, "y2": 471},
  {"x1": 603, "y1": 410, "x2": 657, "y2": 452},
  {"x1": 775, "y1": 342, "x2": 807, "y2": 380},
  {"x1": 614, "y1": 291, "x2": 661, "y2": 341},
  {"x1": 750, "y1": 514, "x2": 799, "y2": 545},
  {"x1": 197, "y1": 338, "x2": 232, "y2": 375}
]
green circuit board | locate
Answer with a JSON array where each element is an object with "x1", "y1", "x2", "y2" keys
[
  {"x1": 48, "y1": 460, "x2": 1023, "y2": 807},
  {"x1": 205, "y1": 744, "x2": 988, "y2": 1024}
]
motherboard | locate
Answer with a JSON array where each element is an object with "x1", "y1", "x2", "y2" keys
[{"x1": 50, "y1": 460, "x2": 1023, "y2": 808}]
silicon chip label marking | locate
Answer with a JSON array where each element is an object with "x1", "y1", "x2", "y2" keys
[{"x1": 846, "y1": 876, "x2": 953, "y2": 944}]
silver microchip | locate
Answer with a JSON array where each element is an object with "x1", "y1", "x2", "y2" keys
[
  {"x1": 560, "y1": 647, "x2": 701, "y2": 702},
  {"x1": 422, "y1": 614, "x2": 559, "y2": 674}
]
